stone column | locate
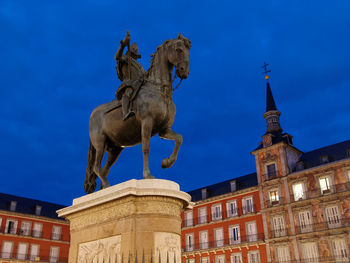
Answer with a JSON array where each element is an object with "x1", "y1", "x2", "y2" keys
[{"x1": 57, "y1": 179, "x2": 192, "y2": 263}]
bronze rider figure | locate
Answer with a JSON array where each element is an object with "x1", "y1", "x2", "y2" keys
[{"x1": 115, "y1": 31, "x2": 145, "y2": 120}]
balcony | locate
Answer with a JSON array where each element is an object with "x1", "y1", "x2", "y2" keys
[
  {"x1": 268, "y1": 256, "x2": 349, "y2": 263},
  {"x1": 264, "y1": 172, "x2": 280, "y2": 181},
  {"x1": 265, "y1": 197, "x2": 284, "y2": 208},
  {"x1": 0, "y1": 252, "x2": 68, "y2": 263},
  {"x1": 296, "y1": 218, "x2": 349, "y2": 234},
  {"x1": 182, "y1": 233, "x2": 265, "y2": 252},
  {"x1": 0, "y1": 227, "x2": 67, "y2": 241}
]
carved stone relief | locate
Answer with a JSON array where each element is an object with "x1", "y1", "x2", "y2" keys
[{"x1": 154, "y1": 232, "x2": 181, "y2": 263}]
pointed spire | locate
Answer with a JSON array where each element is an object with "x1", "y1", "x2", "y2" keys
[{"x1": 266, "y1": 81, "x2": 277, "y2": 112}]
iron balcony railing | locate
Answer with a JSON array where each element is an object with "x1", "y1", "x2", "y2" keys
[
  {"x1": 182, "y1": 205, "x2": 257, "y2": 227},
  {"x1": 264, "y1": 172, "x2": 280, "y2": 181},
  {"x1": 0, "y1": 227, "x2": 66, "y2": 241},
  {"x1": 290, "y1": 182, "x2": 350, "y2": 203},
  {"x1": 182, "y1": 233, "x2": 265, "y2": 252},
  {"x1": 0, "y1": 252, "x2": 68, "y2": 263},
  {"x1": 265, "y1": 197, "x2": 284, "y2": 208},
  {"x1": 268, "y1": 256, "x2": 350, "y2": 263}
]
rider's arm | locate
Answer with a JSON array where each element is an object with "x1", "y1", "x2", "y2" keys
[{"x1": 115, "y1": 31, "x2": 130, "y2": 61}]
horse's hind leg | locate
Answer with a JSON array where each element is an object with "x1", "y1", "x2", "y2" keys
[
  {"x1": 101, "y1": 146, "x2": 124, "y2": 183},
  {"x1": 159, "y1": 128, "x2": 183, "y2": 169},
  {"x1": 141, "y1": 118, "x2": 154, "y2": 179},
  {"x1": 92, "y1": 136, "x2": 110, "y2": 189}
]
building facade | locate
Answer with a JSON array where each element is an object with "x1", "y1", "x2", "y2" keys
[
  {"x1": 182, "y1": 76, "x2": 350, "y2": 263},
  {"x1": 181, "y1": 174, "x2": 267, "y2": 263},
  {"x1": 0, "y1": 193, "x2": 70, "y2": 263}
]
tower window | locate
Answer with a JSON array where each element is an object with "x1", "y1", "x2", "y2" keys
[{"x1": 267, "y1": 163, "x2": 277, "y2": 179}]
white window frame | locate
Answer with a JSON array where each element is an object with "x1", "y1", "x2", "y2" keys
[
  {"x1": 268, "y1": 188, "x2": 279, "y2": 205},
  {"x1": 292, "y1": 182, "x2": 306, "y2": 201},
  {"x1": 242, "y1": 196, "x2": 254, "y2": 214},
  {"x1": 20, "y1": 221, "x2": 32, "y2": 236},
  {"x1": 226, "y1": 200, "x2": 238, "y2": 217},
  {"x1": 30, "y1": 244, "x2": 40, "y2": 261},
  {"x1": 276, "y1": 246, "x2": 291, "y2": 262},
  {"x1": 231, "y1": 253, "x2": 242, "y2": 263},
  {"x1": 246, "y1": 221, "x2": 258, "y2": 242},
  {"x1": 298, "y1": 210, "x2": 313, "y2": 233},
  {"x1": 52, "y1": 225, "x2": 62, "y2": 240},
  {"x1": 33, "y1": 222, "x2": 43, "y2": 238},
  {"x1": 1, "y1": 241, "x2": 14, "y2": 259},
  {"x1": 325, "y1": 205, "x2": 342, "y2": 228},
  {"x1": 215, "y1": 255, "x2": 225, "y2": 263},
  {"x1": 198, "y1": 207, "x2": 207, "y2": 224},
  {"x1": 184, "y1": 211, "x2": 193, "y2": 227},
  {"x1": 228, "y1": 224, "x2": 240, "y2": 244},
  {"x1": 248, "y1": 250, "x2": 260, "y2": 263},
  {"x1": 214, "y1": 227, "x2": 224, "y2": 247},
  {"x1": 5, "y1": 218, "x2": 18, "y2": 234},
  {"x1": 199, "y1": 230, "x2": 208, "y2": 249},
  {"x1": 301, "y1": 242, "x2": 319, "y2": 262},
  {"x1": 185, "y1": 233, "x2": 194, "y2": 251},
  {"x1": 211, "y1": 203, "x2": 222, "y2": 221},
  {"x1": 17, "y1": 242, "x2": 29, "y2": 260},
  {"x1": 272, "y1": 215, "x2": 286, "y2": 238},
  {"x1": 318, "y1": 175, "x2": 332, "y2": 195},
  {"x1": 331, "y1": 238, "x2": 349, "y2": 262},
  {"x1": 50, "y1": 246, "x2": 60, "y2": 263}
]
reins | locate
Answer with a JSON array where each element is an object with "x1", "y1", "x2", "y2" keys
[{"x1": 172, "y1": 70, "x2": 183, "y2": 91}]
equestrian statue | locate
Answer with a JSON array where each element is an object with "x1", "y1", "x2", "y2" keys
[{"x1": 84, "y1": 31, "x2": 191, "y2": 194}]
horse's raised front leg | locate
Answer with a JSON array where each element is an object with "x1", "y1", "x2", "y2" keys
[
  {"x1": 159, "y1": 128, "x2": 183, "y2": 169},
  {"x1": 141, "y1": 118, "x2": 154, "y2": 179}
]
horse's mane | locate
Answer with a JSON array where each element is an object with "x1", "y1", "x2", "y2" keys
[{"x1": 146, "y1": 34, "x2": 191, "y2": 77}]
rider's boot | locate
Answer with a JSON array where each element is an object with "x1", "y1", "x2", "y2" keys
[{"x1": 122, "y1": 89, "x2": 134, "y2": 120}]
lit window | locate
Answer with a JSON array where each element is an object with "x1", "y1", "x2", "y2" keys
[
  {"x1": 35, "y1": 205, "x2": 42, "y2": 216},
  {"x1": 319, "y1": 176, "x2": 331, "y2": 194},
  {"x1": 293, "y1": 183, "x2": 305, "y2": 201},
  {"x1": 211, "y1": 204, "x2": 222, "y2": 221},
  {"x1": 10, "y1": 201, "x2": 17, "y2": 212},
  {"x1": 269, "y1": 190, "x2": 279, "y2": 205}
]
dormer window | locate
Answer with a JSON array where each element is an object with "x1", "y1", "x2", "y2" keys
[
  {"x1": 10, "y1": 201, "x2": 17, "y2": 212},
  {"x1": 201, "y1": 188, "x2": 207, "y2": 200},
  {"x1": 347, "y1": 149, "x2": 350, "y2": 158},
  {"x1": 296, "y1": 161, "x2": 304, "y2": 171},
  {"x1": 230, "y1": 180, "x2": 237, "y2": 192},
  {"x1": 35, "y1": 205, "x2": 42, "y2": 216},
  {"x1": 320, "y1": 155, "x2": 329, "y2": 164}
]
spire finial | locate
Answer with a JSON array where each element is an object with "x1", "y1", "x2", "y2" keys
[{"x1": 261, "y1": 61, "x2": 271, "y2": 82}]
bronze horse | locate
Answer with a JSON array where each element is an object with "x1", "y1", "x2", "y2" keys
[{"x1": 84, "y1": 34, "x2": 191, "y2": 193}]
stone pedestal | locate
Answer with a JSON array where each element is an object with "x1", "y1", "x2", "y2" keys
[{"x1": 57, "y1": 179, "x2": 192, "y2": 263}]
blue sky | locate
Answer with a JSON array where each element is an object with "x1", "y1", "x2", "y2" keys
[{"x1": 1, "y1": 0, "x2": 350, "y2": 205}]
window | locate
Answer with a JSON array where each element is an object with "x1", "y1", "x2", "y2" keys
[
  {"x1": 0, "y1": 217, "x2": 2, "y2": 228},
  {"x1": 33, "y1": 223, "x2": 43, "y2": 238},
  {"x1": 276, "y1": 246, "x2": 291, "y2": 262},
  {"x1": 35, "y1": 205, "x2": 42, "y2": 216},
  {"x1": 301, "y1": 242, "x2": 319, "y2": 262},
  {"x1": 1, "y1": 241, "x2": 13, "y2": 259},
  {"x1": 211, "y1": 204, "x2": 222, "y2": 221},
  {"x1": 272, "y1": 216, "x2": 286, "y2": 237},
  {"x1": 230, "y1": 180, "x2": 237, "y2": 192},
  {"x1": 248, "y1": 251, "x2": 260, "y2": 263},
  {"x1": 201, "y1": 257, "x2": 209, "y2": 263},
  {"x1": 231, "y1": 253, "x2": 242, "y2": 263},
  {"x1": 215, "y1": 255, "x2": 225, "y2": 263},
  {"x1": 226, "y1": 200, "x2": 238, "y2": 217},
  {"x1": 331, "y1": 239, "x2": 349, "y2": 262},
  {"x1": 293, "y1": 182, "x2": 305, "y2": 201},
  {"x1": 269, "y1": 189, "x2": 279, "y2": 205},
  {"x1": 229, "y1": 225, "x2": 240, "y2": 244},
  {"x1": 17, "y1": 243, "x2": 28, "y2": 260},
  {"x1": 198, "y1": 207, "x2": 207, "y2": 224},
  {"x1": 201, "y1": 188, "x2": 207, "y2": 199},
  {"x1": 50, "y1": 247, "x2": 60, "y2": 263},
  {"x1": 298, "y1": 210, "x2": 313, "y2": 233},
  {"x1": 185, "y1": 233, "x2": 194, "y2": 251},
  {"x1": 320, "y1": 155, "x2": 329, "y2": 163},
  {"x1": 20, "y1": 221, "x2": 32, "y2": 236},
  {"x1": 243, "y1": 196, "x2": 254, "y2": 214},
  {"x1": 215, "y1": 228, "x2": 224, "y2": 247},
  {"x1": 267, "y1": 163, "x2": 277, "y2": 178},
  {"x1": 10, "y1": 201, "x2": 17, "y2": 211},
  {"x1": 30, "y1": 244, "x2": 40, "y2": 261},
  {"x1": 246, "y1": 221, "x2": 257, "y2": 242},
  {"x1": 188, "y1": 259, "x2": 194, "y2": 263},
  {"x1": 199, "y1": 231, "x2": 208, "y2": 249},
  {"x1": 319, "y1": 176, "x2": 331, "y2": 194},
  {"x1": 184, "y1": 211, "x2": 193, "y2": 227},
  {"x1": 5, "y1": 219, "x2": 18, "y2": 234},
  {"x1": 52, "y1": 225, "x2": 62, "y2": 240},
  {"x1": 347, "y1": 149, "x2": 350, "y2": 158},
  {"x1": 325, "y1": 205, "x2": 341, "y2": 228}
]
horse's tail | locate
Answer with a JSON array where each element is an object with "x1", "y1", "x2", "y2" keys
[{"x1": 84, "y1": 140, "x2": 97, "y2": 194}]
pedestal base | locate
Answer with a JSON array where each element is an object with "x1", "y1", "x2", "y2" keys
[{"x1": 57, "y1": 179, "x2": 191, "y2": 263}]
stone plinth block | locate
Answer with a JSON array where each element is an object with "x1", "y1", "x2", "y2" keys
[{"x1": 57, "y1": 179, "x2": 192, "y2": 263}]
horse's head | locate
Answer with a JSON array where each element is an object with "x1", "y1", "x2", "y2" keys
[{"x1": 167, "y1": 33, "x2": 191, "y2": 79}]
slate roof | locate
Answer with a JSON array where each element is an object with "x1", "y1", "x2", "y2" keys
[
  {"x1": 0, "y1": 192, "x2": 66, "y2": 220},
  {"x1": 187, "y1": 173, "x2": 258, "y2": 202},
  {"x1": 266, "y1": 81, "x2": 277, "y2": 112},
  {"x1": 298, "y1": 139, "x2": 350, "y2": 171}
]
